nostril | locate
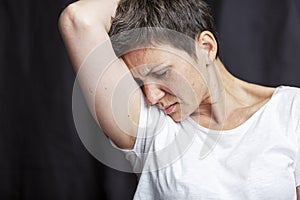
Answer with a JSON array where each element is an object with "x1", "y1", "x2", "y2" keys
[{"x1": 146, "y1": 99, "x2": 156, "y2": 106}]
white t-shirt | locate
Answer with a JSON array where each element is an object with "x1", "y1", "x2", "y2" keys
[{"x1": 118, "y1": 86, "x2": 300, "y2": 200}]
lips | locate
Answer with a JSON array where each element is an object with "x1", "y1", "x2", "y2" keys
[{"x1": 164, "y1": 103, "x2": 177, "y2": 115}]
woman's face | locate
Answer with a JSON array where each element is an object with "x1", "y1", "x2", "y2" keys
[{"x1": 123, "y1": 45, "x2": 210, "y2": 122}]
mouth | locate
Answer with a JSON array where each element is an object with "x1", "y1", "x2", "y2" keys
[{"x1": 163, "y1": 103, "x2": 178, "y2": 115}]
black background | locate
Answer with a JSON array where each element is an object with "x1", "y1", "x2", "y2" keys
[{"x1": 0, "y1": 0, "x2": 299, "y2": 199}]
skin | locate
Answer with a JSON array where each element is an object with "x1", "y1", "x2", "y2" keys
[
  {"x1": 123, "y1": 32, "x2": 276, "y2": 131},
  {"x1": 59, "y1": 0, "x2": 141, "y2": 149},
  {"x1": 59, "y1": 0, "x2": 299, "y2": 196},
  {"x1": 123, "y1": 46, "x2": 210, "y2": 122}
]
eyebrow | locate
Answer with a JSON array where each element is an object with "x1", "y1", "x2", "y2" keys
[{"x1": 132, "y1": 64, "x2": 169, "y2": 83}]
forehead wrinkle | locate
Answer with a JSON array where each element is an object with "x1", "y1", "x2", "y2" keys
[{"x1": 125, "y1": 48, "x2": 169, "y2": 77}]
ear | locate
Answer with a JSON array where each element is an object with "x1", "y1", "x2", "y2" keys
[{"x1": 196, "y1": 31, "x2": 218, "y2": 61}]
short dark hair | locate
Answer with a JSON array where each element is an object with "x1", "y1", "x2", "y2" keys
[{"x1": 109, "y1": 0, "x2": 219, "y2": 59}]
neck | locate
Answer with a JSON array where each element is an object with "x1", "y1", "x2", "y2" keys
[{"x1": 192, "y1": 58, "x2": 275, "y2": 130}]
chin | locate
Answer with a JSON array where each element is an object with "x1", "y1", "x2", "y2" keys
[{"x1": 169, "y1": 112, "x2": 188, "y2": 123}]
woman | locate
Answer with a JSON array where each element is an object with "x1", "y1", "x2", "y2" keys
[{"x1": 59, "y1": 0, "x2": 300, "y2": 199}]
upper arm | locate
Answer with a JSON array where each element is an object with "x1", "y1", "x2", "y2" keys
[
  {"x1": 297, "y1": 186, "x2": 300, "y2": 200},
  {"x1": 94, "y1": 57, "x2": 142, "y2": 150},
  {"x1": 58, "y1": 1, "x2": 141, "y2": 149}
]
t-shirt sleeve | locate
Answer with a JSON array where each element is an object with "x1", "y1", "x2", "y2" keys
[
  {"x1": 110, "y1": 94, "x2": 179, "y2": 173},
  {"x1": 293, "y1": 88, "x2": 300, "y2": 187},
  {"x1": 295, "y1": 156, "x2": 300, "y2": 186},
  {"x1": 295, "y1": 122, "x2": 300, "y2": 186}
]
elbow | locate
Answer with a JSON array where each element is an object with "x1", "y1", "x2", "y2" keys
[
  {"x1": 58, "y1": 3, "x2": 94, "y2": 35},
  {"x1": 58, "y1": 3, "x2": 77, "y2": 34}
]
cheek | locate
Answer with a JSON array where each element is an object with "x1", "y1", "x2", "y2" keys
[
  {"x1": 163, "y1": 77, "x2": 192, "y2": 100},
  {"x1": 162, "y1": 67, "x2": 205, "y2": 103},
  {"x1": 178, "y1": 79, "x2": 201, "y2": 102}
]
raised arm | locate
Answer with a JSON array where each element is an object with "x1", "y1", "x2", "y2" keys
[{"x1": 58, "y1": 0, "x2": 141, "y2": 149}]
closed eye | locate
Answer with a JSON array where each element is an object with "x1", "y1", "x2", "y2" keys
[{"x1": 153, "y1": 70, "x2": 168, "y2": 79}]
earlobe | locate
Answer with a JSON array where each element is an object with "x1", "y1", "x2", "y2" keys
[{"x1": 196, "y1": 31, "x2": 217, "y2": 61}]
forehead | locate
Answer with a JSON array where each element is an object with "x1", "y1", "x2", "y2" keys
[
  {"x1": 122, "y1": 46, "x2": 193, "y2": 70},
  {"x1": 123, "y1": 48, "x2": 167, "y2": 69}
]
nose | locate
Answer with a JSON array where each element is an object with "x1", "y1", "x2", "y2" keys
[{"x1": 143, "y1": 83, "x2": 165, "y2": 105}]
